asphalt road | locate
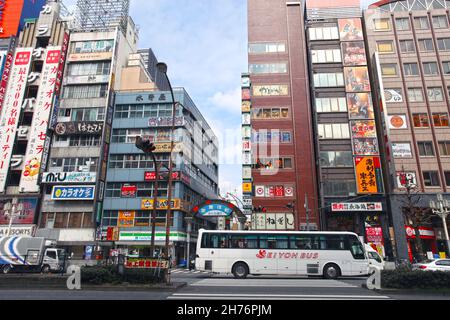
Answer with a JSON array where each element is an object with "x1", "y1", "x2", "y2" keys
[{"x1": 0, "y1": 269, "x2": 448, "y2": 300}]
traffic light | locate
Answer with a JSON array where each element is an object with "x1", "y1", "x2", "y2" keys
[
  {"x1": 253, "y1": 206, "x2": 267, "y2": 213},
  {"x1": 135, "y1": 136, "x2": 156, "y2": 153}
]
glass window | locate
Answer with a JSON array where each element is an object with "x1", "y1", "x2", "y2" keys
[
  {"x1": 249, "y1": 63, "x2": 288, "y2": 74},
  {"x1": 413, "y1": 113, "x2": 430, "y2": 128},
  {"x1": 423, "y1": 171, "x2": 440, "y2": 187},
  {"x1": 418, "y1": 39, "x2": 434, "y2": 52},
  {"x1": 408, "y1": 88, "x2": 424, "y2": 102},
  {"x1": 399, "y1": 40, "x2": 415, "y2": 53},
  {"x1": 377, "y1": 41, "x2": 394, "y2": 53},
  {"x1": 374, "y1": 18, "x2": 391, "y2": 30},
  {"x1": 439, "y1": 141, "x2": 450, "y2": 156},
  {"x1": 414, "y1": 17, "x2": 430, "y2": 29},
  {"x1": 313, "y1": 73, "x2": 344, "y2": 87},
  {"x1": 395, "y1": 18, "x2": 410, "y2": 31},
  {"x1": 311, "y1": 49, "x2": 342, "y2": 63},
  {"x1": 428, "y1": 87, "x2": 444, "y2": 102},
  {"x1": 249, "y1": 42, "x2": 286, "y2": 54},
  {"x1": 309, "y1": 26, "x2": 340, "y2": 41},
  {"x1": 320, "y1": 151, "x2": 353, "y2": 167},
  {"x1": 404, "y1": 63, "x2": 419, "y2": 76},
  {"x1": 418, "y1": 141, "x2": 435, "y2": 157},
  {"x1": 444, "y1": 172, "x2": 450, "y2": 187},
  {"x1": 432, "y1": 16, "x2": 448, "y2": 29},
  {"x1": 290, "y1": 235, "x2": 313, "y2": 250},
  {"x1": 433, "y1": 113, "x2": 449, "y2": 127},
  {"x1": 349, "y1": 235, "x2": 365, "y2": 260},
  {"x1": 443, "y1": 61, "x2": 450, "y2": 75},
  {"x1": 315, "y1": 97, "x2": 347, "y2": 112},
  {"x1": 423, "y1": 62, "x2": 439, "y2": 76},
  {"x1": 437, "y1": 38, "x2": 450, "y2": 51},
  {"x1": 381, "y1": 64, "x2": 398, "y2": 76},
  {"x1": 323, "y1": 180, "x2": 357, "y2": 196},
  {"x1": 318, "y1": 124, "x2": 350, "y2": 139}
]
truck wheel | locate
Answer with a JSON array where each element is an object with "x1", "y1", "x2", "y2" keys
[
  {"x1": 2, "y1": 265, "x2": 12, "y2": 274},
  {"x1": 41, "y1": 265, "x2": 51, "y2": 274}
]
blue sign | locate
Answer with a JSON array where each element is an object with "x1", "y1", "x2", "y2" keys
[
  {"x1": 51, "y1": 186, "x2": 96, "y2": 201},
  {"x1": 199, "y1": 204, "x2": 233, "y2": 217}
]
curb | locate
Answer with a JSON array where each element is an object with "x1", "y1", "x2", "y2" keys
[{"x1": 361, "y1": 283, "x2": 450, "y2": 296}]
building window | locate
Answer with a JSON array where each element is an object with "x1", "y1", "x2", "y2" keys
[
  {"x1": 408, "y1": 88, "x2": 424, "y2": 102},
  {"x1": 445, "y1": 172, "x2": 450, "y2": 187},
  {"x1": 249, "y1": 42, "x2": 286, "y2": 54},
  {"x1": 323, "y1": 180, "x2": 357, "y2": 196},
  {"x1": 403, "y1": 63, "x2": 420, "y2": 76},
  {"x1": 381, "y1": 63, "x2": 398, "y2": 76},
  {"x1": 418, "y1": 39, "x2": 434, "y2": 52},
  {"x1": 315, "y1": 97, "x2": 347, "y2": 113},
  {"x1": 427, "y1": 87, "x2": 444, "y2": 102},
  {"x1": 63, "y1": 84, "x2": 108, "y2": 99},
  {"x1": 317, "y1": 123, "x2": 350, "y2": 139},
  {"x1": 374, "y1": 18, "x2": 391, "y2": 31},
  {"x1": 313, "y1": 73, "x2": 345, "y2": 87},
  {"x1": 311, "y1": 49, "x2": 342, "y2": 63},
  {"x1": 320, "y1": 151, "x2": 353, "y2": 167},
  {"x1": 413, "y1": 113, "x2": 430, "y2": 128},
  {"x1": 437, "y1": 38, "x2": 450, "y2": 51},
  {"x1": 439, "y1": 141, "x2": 450, "y2": 156},
  {"x1": 68, "y1": 62, "x2": 111, "y2": 76},
  {"x1": 443, "y1": 61, "x2": 450, "y2": 75},
  {"x1": 423, "y1": 62, "x2": 439, "y2": 76},
  {"x1": 309, "y1": 26, "x2": 340, "y2": 41},
  {"x1": 413, "y1": 17, "x2": 430, "y2": 30},
  {"x1": 395, "y1": 18, "x2": 410, "y2": 31},
  {"x1": 418, "y1": 141, "x2": 435, "y2": 157},
  {"x1": 432, "y1": 16, "x2": 449, "y2": 29},
  {"x1": 399, "y1": 40, "x2": 415, "y2": 53},
  {"x1": 433, "y1": 113, "x2": 449, "y2": 127},
  {"x1": 377, "y1": 41, "x2": 394, "y2": 53},
  {"x1": 71, "y1": 40, "x2": 114, "y2": 54},
  {"x1": 423, "y1": 171, "x2": 440, "y2": 187},
  {"x1": 249, "y1": 63, "x2": 288, "y2": 74}
]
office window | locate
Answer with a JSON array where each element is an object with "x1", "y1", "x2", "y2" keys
[
  {"x1": 323, "y1": 180, "x2": 357, "y2": 196},
  {"x1": 413, "y1": 17, "x2": 430, "y2": 29},
  {"x1": 320, "y1": 151, "x2": 353, "y2": 167},
  {"x1": 433, "y1": 113, "x2": 449, "y2": 127},
  {"x1": 249, "y1": 42, "x2": 286, "y2": 54},
  {"x1": 423, "y1": 171, "x2": 440, "y2": 187},
  {"x1": 445, "y1": 172, "x2": 450, "y2": 187},
  {"x1": 249, "y1": 63, "x2": 288, "y2": 74},
  {"x1": 439, "y1": 141, "x2": 450, "y2": 156},
  {"x1": 315, "y1": 97, "x2": 347, "y2": 113},
  {"x1": 437, "y1": 38, "x2": 450, "y2": 51},
  {"x1": 427, "y1": 87, "x2": 444, "y2": 102},
  {"x1": 423, "y1": 62, "x2": 439, "y2": 75},
  {"x1": 313, "y1": 73, "x2": 345, "y2": 87},
  {"x1": 408, "y1": 88, "x2": 424, "y2": 102},
  {"x1": 418, "y1": 141, "x2": 435, "y2": 156},
  {"x1": 377, "y1": 41, "x2": 394, "y2": 53},
  {"x1": 381, "y1": 63, "x2": 398, "y2": 76},
  {"x1": 311, "y1": 49, "x2": 342, "y2": 63},
  {"x1": 317, "y1": 123, "x2": 350, "y2": 139},
  {"x1": 443, "y1": 61, "x2": 450, "y2": 75},
  {"x1": 432, "y1": 16, "x2": 448, "y2": 29},
  {"x1": 399, "y1": 40, "x2": 415, "y2": 53},
  {"x1": 396, "y1": 18, "x2": 410, "y2": 30},
  {"x1": 404, "y1": 63, "x2": 419, "y2": 76},
  {"x1": 374, "y1": 18, "x2": 391, "y2": 30},
  {"x1": 63, "y1": 84, "x2": 108, "y2": 99},
  {"x1": 413, "y1": 113, "x2": 430, "y2": 127},
  {"x1": 309, "y1": 26, "x2": 340, "y2": 41},
  {"x1": 418, "y1": 39, "x2": 434, "y2": 52}
]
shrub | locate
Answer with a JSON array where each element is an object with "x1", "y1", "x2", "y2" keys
[
  {"x1": 80, "y1": 265, "x2": 165, "y2": 285},
  {"x1": 382, "y1": 270, "x2": 450, "y2": 290}
]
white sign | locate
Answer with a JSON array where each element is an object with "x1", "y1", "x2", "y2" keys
[
  {"x1": 242, "y1": 166, "x2": 252, "y2": 180},
  {"x1": 388, "y1": 115, "x2": 407, "y2": 129},
  {"x1": 242, "y1": 152, "x2": 252, "y2": 165},
  {"x1": 0, "y1": 48, "x2": 33, "y2": 193},
  {"x1": 242, "y1": 113, "x2": 251, "y2": 125},
  {"x1": 392, "y1": 143, "x2": 412, "y2": 158},
  {"x1": 384, "y1": 89, "x2": 403, "y2": 103},
  {"x1": 255, "y1": 186, "x2": 265, "y2": 198},
  {"x1": 396, "y1": 172, "x2": 417, "y2": 189},
  {"x1": 42, "y1": 172, "x2": 97, "y2": 184},
  {"x1": 20, "y1": 47, "x2": 62, "y2": 193},
  {"x1": 331, "y1": 203, "x2": 383, "y2": 212},
  {"x1": 0, "y1": 225, "x2": 36, "y2": 237}
]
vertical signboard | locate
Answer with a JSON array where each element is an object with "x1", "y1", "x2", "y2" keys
[
  {"x1": 19, "y1": 46, "x2": 62, "y2": 193},
  {"x1": 354, "y1": 156, "x2": 383, "y2": 194},
  {"x1": 0, "y1": 37, "x2": 16, "y2": 120},
  {"x1": 0, "y1": 48, "x2": 33, "y2": 192}
]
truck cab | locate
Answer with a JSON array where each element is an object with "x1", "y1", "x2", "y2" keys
[
  {"x1": 42, "y1": 248, "x2": 67, "y2": 273},
  {"x1": 365, "y1": 244, "x2": 385, "y2": 270}
]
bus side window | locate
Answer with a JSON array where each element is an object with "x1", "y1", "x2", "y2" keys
[
  {"x1": 201, "y1": 233, "x2": 210, "y2": 248},
  {"x1": 219, "y1": 235, "x2": 229, "y2": 248}
]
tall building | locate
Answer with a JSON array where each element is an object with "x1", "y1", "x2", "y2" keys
[
  {"x1": 304, "y1": 0, "x2": 390, "y2": 257},
  {"x1": 245, "y1": 0, "x2": 319, "y2": 231},
  {"x1": 36, "y1": 11, "x2": 139, "y2": 259},
  {"x1": 101, "y1": 57, "x2": 219, "y2": 263},
  {"x1": 364, "y1": 0, "x2": 450, "y2": 261},
  {"x1": 0, "y1": 0, "x2": 68, "y2": 237}
]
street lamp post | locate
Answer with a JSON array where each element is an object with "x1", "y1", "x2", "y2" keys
[
  {"x1": 3, "y1": 198, "x2": 24, "y2": 237},
  {"x1": 430, "y1": 194, "x2": 450, "y2": 258},
  {"x1": 184, "y1": 216, "x2": 193, "y2": 270},
  {"x1": 157, "y1": 62, "x2": 177, "y2": 281}
]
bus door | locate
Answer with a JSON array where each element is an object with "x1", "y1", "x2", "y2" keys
[
  {"x1": 207, "y1": 233, "x2": 229, "y2": 272},
  {"x1": 290, "y1": 235, "x2": 313, "y2": 275},
  {"x1": 256, "y1": 235, "x2": 278, "y2": 274},
  {"x1": 274, "y1": 236, "x2": 296, "y2": 275},
  {"x1": 348, "y1": 235, "x2": 369, "y2": 275}
]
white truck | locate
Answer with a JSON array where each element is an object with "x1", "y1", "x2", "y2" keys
[{"x1": 0, "y1": 236, "x2": 67, "y2": 274}]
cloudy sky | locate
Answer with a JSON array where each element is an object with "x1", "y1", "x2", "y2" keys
[{"x1": 62, "y1": 0, "x2": 374, "y2": 200}]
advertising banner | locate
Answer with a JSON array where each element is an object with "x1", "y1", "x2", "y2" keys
[
  {"x1": 54, "y1": 121, "x2": 104, "y2": 136},
  {"x1": 242, "y1": 183, "x2": 252, "y2": 194},
  {"x1": 339, "y1": 18, "x2": 364, "y2": 41},
  {"x1": 252, "y1": 85, "x2": 289, "y2": 97},
  {"x1": 0, "y1": 41, "x2": 15, "y2": 117},
  {"x1": 120, "y1": 185, "x2": 137, "y2": 198},
  {"x1": 351, "y1": 120, "x2": 377, "y2": 138},
  {"x1": 384, "y1": 89, "x2": 403, "y2": 103},
  {"x1": 0, "y1": 198, "x2": 37, "y2": 225},
  {"x1": 341, "y1": 41, "x2": 367, "y2": 66},
  {"x1": 125, "y1": 258, "x2": 169, "y2": 269},
  {"x1": 352, "y1": 138, "x2": 380, "y2": 156},
  {"x1": 392, "y1": 143, "x2": 412, "y2": 158},
  {"x1": 51, "y1": 186, "x2": 96, "y2": 201},
  {"x1": 253, "y1": 213, "x2": 295, "y2": 230},
  {"x1": 141, "y1": 198, "x2": 181, "y2": 210},
  {"x1": 0, "y1": 225, "x2": 36, "y2": 237},
  {"x1": 242, "y1": 101, "x2": 251, "y2": 112},
  {"x1": 366, "y1": 227, "x2": 383, "y2": 243},
  {"x1": 332, "y1": 202, "x2": 383, "y2": 212},
  {"x1": 20, "y1": 47, "x2": 62, "y2": 193},
  {"x1": 118, "y1": 211, "x2": 135, "y2": 228},
  {"x1": 198, "y1": 203, "x2": 234, "y2": 217},
  {"x1": 347, "y1": 93, "x2": 374, "y2": 120},
  {"x1": 144, "y1": 171, "x2": 180, "y2": 181},
  {"x1": 344, "y1": 67, "x2": 371, "y2": 93},
  {"x1": 354, "y1": 156, "x2": 383, "y2": 194},
  {"x1": 0, "y1": 48, "x2": 33, "y2": 192},
  {"x1": 396, "y1": 172, "x2": 417, "y2": 188},
  {"x1": 388, "y1": 115, "x2": 408, "y2": 129},
  {"x1": 41, "y1": 172, "x2": 97, "y2": 184}
]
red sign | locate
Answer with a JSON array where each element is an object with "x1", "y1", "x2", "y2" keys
[
  {"x1": 366, "y1": 227, "x2": 383, "y2": 243},
  {"x1": 144, "y1": 171, "x2": 180, "y2": 181},
  {"x1": 14, "y1": 51, "x2": 30, "y2": 65},
  {"x1": 405, "y1": 226, "x2": 435, "y2": 240},
  {"x1": 121, "y1": 185, "x2": 137, "y2": 198},
  {"x1": 125, "y1": 258, "x2": 169, "y2": 269},
  {"x1": 274, "y1": 186, "x2": 285, "y2": 197}
]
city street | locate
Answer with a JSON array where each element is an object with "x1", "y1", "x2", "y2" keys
[{"x1": 0, "y1": 270, "x2": 448, "y2": 300}]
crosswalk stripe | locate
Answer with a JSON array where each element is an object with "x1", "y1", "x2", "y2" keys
[
  {"x1": 168, "y1": 293, "x2": 391, "y2": 300},
  {"x1": 189, "y1": 279, "x2": 357, "y2": 288}
]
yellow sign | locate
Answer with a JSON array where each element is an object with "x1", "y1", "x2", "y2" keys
[
  {"x1": 243, "y1": 183, "x2": 252, "y2": 193},
  {"x1": 355, "y1": 157, "x2": 383, "y2": 194},
  {"x1": 118, "y1": 211, "x2": 135, "y2": 228},
  {"x1": 440, "y1": 252, "x2": 447, "y2": 259},
  {"x1": 141, "y1": 198, "x2": 181, "y2": 210},
  {"x1": 152, "y1": 143, "x2": 183, "y2": 153},
  {"x1": 242, "y1": 101, "x2": 251, "y2": 112}
]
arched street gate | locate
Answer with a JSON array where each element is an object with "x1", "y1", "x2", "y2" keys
[{"x1": 192, "y1": 200, "x2": 248, "y2": 231}]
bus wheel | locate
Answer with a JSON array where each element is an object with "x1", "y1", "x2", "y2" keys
[
  {"x1": 232, "y1": 262, "x2": 249, "y2": 279},
  {"x1": 323, "y1": 264, "x2": 341, "y2": 280}
]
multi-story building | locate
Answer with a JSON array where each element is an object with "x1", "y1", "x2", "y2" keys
[
  {"x1": 245, "y1": 0, "x2": 319, "y2": 232},
  {"x1": 305, "y1": 0, "x2": 390, "y2": 258},
  {"x1": 36, "y1": 4, "x2": 139, "y2": 259},
  {"x1": 364, "y1": 0, "x2": 450, "y2": 260},
  {"x1": 102, "y1": 54, "x2": 219, "y2": 263},
  {"x1": 0, "y1": 0, "x2": 69, "y2": 238}
]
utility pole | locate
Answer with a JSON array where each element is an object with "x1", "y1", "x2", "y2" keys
[
  {"x1": 430, "y1": 194, "x2": 450, "y2": 258},
  {"x1": 304, "y1": 194, "x2": 310, "y2": 231}
]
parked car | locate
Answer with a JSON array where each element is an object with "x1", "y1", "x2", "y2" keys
[
  {"x1": 412, "y1": 259, "x2": 450, "y2": 272},
  {"x1": 365, "y1": 244, "x2": 385, "y2": 270}
]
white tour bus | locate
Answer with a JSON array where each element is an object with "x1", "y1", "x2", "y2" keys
[{"x1": 195, "y1": 229, "x2": 369, "y2": 279}]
